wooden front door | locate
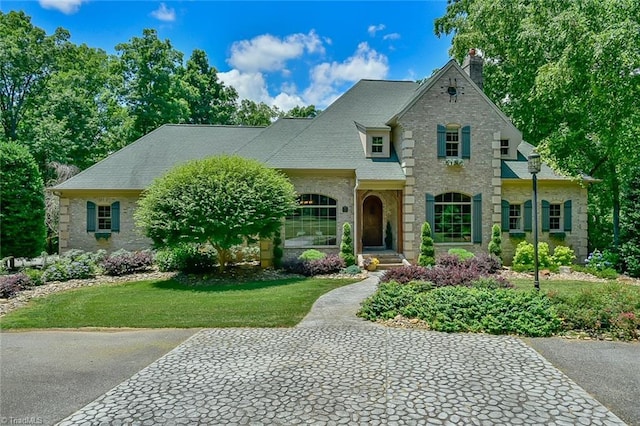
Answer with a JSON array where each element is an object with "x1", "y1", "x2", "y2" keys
[{"x1": 362, "y1": 196, "x2": 383, "y2": 246}]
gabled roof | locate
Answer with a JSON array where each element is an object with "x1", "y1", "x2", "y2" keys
[
  {"x1": 54, "y1": 79, "x2": 419, "y2": 191},
  {"x1": 54, "y1": 125, "x2": 265, "y2": 190}
]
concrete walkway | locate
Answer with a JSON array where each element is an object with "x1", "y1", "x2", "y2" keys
[{"x1": 53, "y1": 276, "x2": 628, "y2": 426}]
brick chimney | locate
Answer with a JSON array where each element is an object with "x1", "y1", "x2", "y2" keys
[{"x1": 462, "y1": 48, "x2": 483, "y2": 90}]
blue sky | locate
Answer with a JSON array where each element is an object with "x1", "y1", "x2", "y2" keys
[{"x1": 2, "y1": 1, "x2": 454, "y2": 110}]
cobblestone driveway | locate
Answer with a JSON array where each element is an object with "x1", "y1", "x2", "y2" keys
[{"x1": 57, "y1": 277, "x2": 627, "y2": 425}]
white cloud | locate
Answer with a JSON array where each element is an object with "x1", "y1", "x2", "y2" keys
[
  {"x1": 368, "y1": 24, "x2": 385, "y2": 37},
  {"x1": 304, "y1": 42, "x2": 389, "y2": 107},
  {"x1": 383, "y1": 33, "x2": 401, "y2": 41},
  {"x1": 273, "y1": 92, "x2": 305, "y2": 112},
  {"x1": 218, "y1": 69, "x2": 271, "y2": 104},
  {"x1": 228, "y1": 31, "x2": 324, "y2": 73},
  {"x1": 39, "y1": 0, "x2": 86, "y2": 14},
  {"x1": 151, "y1": 3, "x2": 176, "y2": 22}
]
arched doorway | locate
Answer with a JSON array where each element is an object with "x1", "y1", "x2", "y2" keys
[{"x1": 362, "y1": 196, "x2": 383, "y2": 247}]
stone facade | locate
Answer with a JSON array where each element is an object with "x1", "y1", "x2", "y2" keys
[
  {"x1": 394, "y1": 65, "x2": 520, "y2": 263},
  {"x1": 59, "y1": 192, "x2": 150, "y2": 253},
  {"x1": 501, "y1": 180, "x2": 589, "y2": 264}
]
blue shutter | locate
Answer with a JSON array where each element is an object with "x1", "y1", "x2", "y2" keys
[
  {"x1": 86, "y1": 201, "x2": 96, "y2": 232},
  {"x1": 542, "y1": 200, "x2": 550, "y2": 232},
  {"x1": 462, "y1": 125, "x2": 471, "y2": 159},
  {"x1": 473, "y1": 193, "x2": 482, "y2": 243},
  {"x1": 425, "y1": 193, "x2": 435, "y2": 237},
  {"x1": 501, "y1": 200, "x2": 510, "y2": 230},
  {"x1": 524, "y1": 200, "x2": 532, "y2": 232},
  {"x1": 564, "y1": 200, "x2": 572, "y2": 231},
  {"x1": 437, "y1": 125, "x2": 446, "y2": 158},
  {"x1": 111, "y1": 201, "x2": 120, "y2": 232}
]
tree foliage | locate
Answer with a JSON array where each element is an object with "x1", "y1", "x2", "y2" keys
[
  {"x1": 435, "y1": 0, "x2": 640, "y2": 249},
  {"x1": 339, "y1": 223, "x2": 356, "y2": 266},
  {"x1": 115, "y1": 28, "x2": 189, "y2": 139},
  {"x1": 135, "y1": 156, "x2": 297, "y2": 270},
  {"x1": 0, "y1": 11, "x2": 69, "y2": 141},
  {"x1": 182, "y1": 49, "x2": 238, "y2": 125},
  {"x1": 620, "y1": 168, "x2": 640, "y2": 277},
  {"x1": 418, "y1": 222, "x2": 435, "y2": 267},
  {"x1": 0, "y1": 141, "x2": 46, "y2": 258}
]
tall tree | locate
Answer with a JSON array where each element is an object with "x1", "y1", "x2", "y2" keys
[
  {"x1": 233, "y1": 99, "x2": 278, "y2": 126},
  {"x1": 283, "y1": 105, "x2": 319, "y2": 118},
  {"x1": 435, "y1": 0, "x2": 640, "y2": 248},
  {"x1": 182, "y1": 49, "x2": 238, "y2": 125},
  {"x1": 0, "y1": 142, "x2": 46, "y2": 258},
  {"x1": 0, "y1": 11, "x2": 69, "y2": 141},
  {"x1": 20, "y1": 44, "x2": 117, "y2": 176},
  {"x1": 115, "y1": 29, "x2": 189, "y2": 139}
]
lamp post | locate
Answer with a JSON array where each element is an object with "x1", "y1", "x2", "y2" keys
[{"x1": 528, "y1": 152, "x2": 541, "y2": 291}]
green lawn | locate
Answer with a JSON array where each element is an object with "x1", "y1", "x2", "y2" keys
[{"x1": 0, "y1": 277, "x2": 359, "y2": 329}]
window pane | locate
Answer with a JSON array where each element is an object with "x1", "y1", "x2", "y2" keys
[
  {"x1": 550, "y1": 204, "x2": 561, "y2": 230},
  {"x1": 509, "y1": 204, "x2": 521, "y2": 230},
  {"x1": 97, "y1": 205, "x2": 111, "y2": 231},
  {"x1": 285, "y1": 194, "x2": 338, "y2": 247},
  {"x1": 434, "y1": 192, "x2": 472, "y2": 243}
]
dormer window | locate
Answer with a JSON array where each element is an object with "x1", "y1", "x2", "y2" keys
[{"x1": 372, "y1": 136, "x2": 384, "y2": 153}]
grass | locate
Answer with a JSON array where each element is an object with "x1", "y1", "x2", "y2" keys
[{"x1": 0, "y1": 276, "x2": 359, "y2": 329}]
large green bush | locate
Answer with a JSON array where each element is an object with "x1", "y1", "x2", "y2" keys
[
  {"x1": 512, "y1": 241, "x2": 553, "y2": 271},
  {"x1": 0, "y1": 142, "x2": 46, "y2": 258},
  {"x1": 135, "y1": 155, "x2": 297, "y2": 271}
]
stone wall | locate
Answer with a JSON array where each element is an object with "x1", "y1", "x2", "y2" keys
[
  {"x1": 59, "y1": 193, "x2": 151, "y2": 254},
  {"x1": 501, "y1": 180, "x2": 589, "y2": 264},
  {"x1": 396, "y1": 65, "x2": 516, "y2": 262}
]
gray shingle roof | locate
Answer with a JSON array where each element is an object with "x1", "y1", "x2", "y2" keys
[
  {"x1": 502, "y1": 141, "x2": 593, "y2": 181},
  {"x1": 55, "y1": 79, "x2": 419, "y2": 191},
  {"x1": 54, "y1": 125, "x2": 265, "y2": 190}
]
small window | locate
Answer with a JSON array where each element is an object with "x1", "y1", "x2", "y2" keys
[
  {"x1": 446, "y1": 128, "x2": 459, "y2": 157},
  {"x1": 372, "y1": 136, "x2": 384, "y2": 153},
  {"x1": 98, "y1": 205, "x2": 112, "y2": 231},
  {"x1": 500, "y1": 139, "x2": 509, "y2": 156},
  {"x1": 509, "y1": 204, "x2": 522, "y2": 230},
  {"x1": 549, "y1": 204, "x2": 561, "y2": 230}
]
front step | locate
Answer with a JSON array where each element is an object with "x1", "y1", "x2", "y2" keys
[{"x1": 359, "y1": 252, "x2": 407, "y2": 270}]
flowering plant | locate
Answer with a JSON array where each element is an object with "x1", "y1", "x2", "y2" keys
[
  {"x1": 362, "y1": 257, "x2": 380, "y2": 270},
  {"x1": 444, "y1": 158, "x2": 464, "y2": 167}
]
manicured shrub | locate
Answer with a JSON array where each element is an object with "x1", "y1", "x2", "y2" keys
[
  {"x1": 359, "y1": 283, "x2": 560, "y2": 337},
  {"x1": 385, "y1": 221, "x2": 393, "y2": 250},
  {"x1": 470, "y1": 276, "x2": 513, "y2": 289},
  {"x1": 358, "y1": 281, "x2": 433, "y2": 321},
  {"x1": 101, "y1": 250, "x2": 154, "y2": 276},
  {"x1": 469, "y1": 253, "x2": 503, "y2": 275},
  {"x1": 302, "y1": 254, "x2": 345, "y2": 276},
  {"x1": 155, "y1": 244, "x2": 218, "y2": 273},
  {"x1": 0, "y1": 272, "x2": 32, "y2": 298},
  {"x1": 299, "y1": 249, "x2": 326, "y2": 262},
  {"x1": 488, "y1": 224, "x2": 502, "y2": 259},
  {"x1": 552, "y1": 245, "x2": 576, "y2": 266},
  {"x1": 447, "y1": 248, "x2": 475, "y2": 261},
  {"x1": 339, "y1": 223, "x2": 356, "y2": 266},
  {"x1": 417, "y1": 222, "x2": 435, "y2": 267},
  {"x1": 401, "y1": 287, "x2": 561, "y2": 337},
  {"x1": 341, "y1": 265, "x2": 362, "y2": 275}
]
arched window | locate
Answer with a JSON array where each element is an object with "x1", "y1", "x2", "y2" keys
[
  {"x1": 434, "y1": 192, "x2": 472, "y2": 242},
  {"x1": 285, "y1": 194, "x2": 337, "y2": 247}
]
